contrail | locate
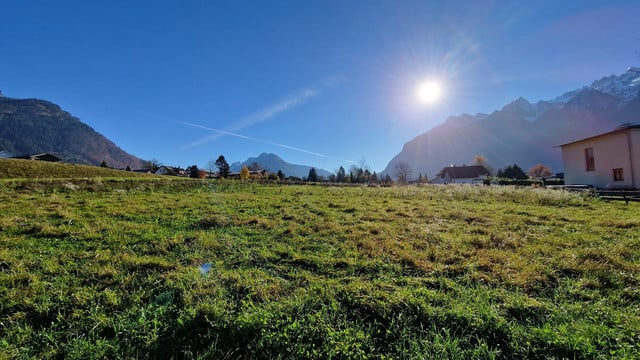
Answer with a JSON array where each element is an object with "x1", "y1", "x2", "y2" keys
[
  {"x1": 184, "y1": 74, "x2": 349, "y2": 147},
  {"x1": 179, "y1": 74, "x2": 354, "y2": 164},
  {"x1": 179, "y1": 121, "x2": 329, "y2": 158},
  {"x1": 231, "y1": 88, "x2": 318, "y2": 131}
]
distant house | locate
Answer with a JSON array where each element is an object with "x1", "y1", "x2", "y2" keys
[
  {"x1": 431, "y1": 165, "x2": 490, "y2": 184},
  {"x1": 227, "y1": 169, "x2": 268, "y2": 179},
  {"x1": 155, "y1": 166, "x2": 185, "y2": 176},
  {"x1": 558, "y1": 124, "x2": 639, "y2": 189},
  {"x1": 0, "y1": 150, "x2": 14, "y2": 158},
  {"x1": 13, "y1": 153, "x2": 62, "y2": 162}
]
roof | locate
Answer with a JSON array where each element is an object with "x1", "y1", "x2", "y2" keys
[
  {"x1": 0, "y1": 150, "x2": 14, "y2": 158},
  {"x1": 557, "y1": 123, "x2": 640, "y2": 147},
  {"x1": 435, "y1": 165, "x2": 489, "y2": 179},
  {"x1": 13, "y1": 153, "x2": 62, "y2": 162}
]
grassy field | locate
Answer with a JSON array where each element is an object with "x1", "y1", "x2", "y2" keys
[
  {"x1": 0, "y1": 179, "x2": 638, "y2": 359},
  {"x1": 0, "y1": 158, "x2": 156, "y2": 179}
]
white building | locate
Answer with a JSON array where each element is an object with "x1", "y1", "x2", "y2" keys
[{"x1": 558, "y1": 124, "x2": 640, "y2": 189}]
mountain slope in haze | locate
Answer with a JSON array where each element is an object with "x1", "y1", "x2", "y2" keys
[
  {"x1": 0, "y1": 96, "x2": 145, "y2": 169},
  {"x1": 230, "y1": 153, "x2": 332, "y2": 179},
  {"x1": 382, "y1": 67, "x2": 640, "y2": 179}
]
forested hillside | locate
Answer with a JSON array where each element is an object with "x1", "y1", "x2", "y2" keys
[{"x1": 0, "y1": 96, "x2": 145, "y2": 169}]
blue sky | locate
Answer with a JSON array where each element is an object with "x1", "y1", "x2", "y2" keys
[{"x1": 2, "y1": 0, "x2": 639, "y2": 173}]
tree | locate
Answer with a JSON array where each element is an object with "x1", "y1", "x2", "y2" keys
[
  {"x1": 125, "y1": 166, "x2": 131, "y2": 171},
  {"x1": 206, "y1": 159, "x2": 217, "y2": 177},
  {"x1": 215, "y1": 155, "x2": 230, "y2": 178},
  {"x1": 383, "y1": 174, "x2": 393, "y2": 185},
  {"x1": 100, "y1": 160, "x2": 108, "y2": 168},
  {"x1": 473, "y1": 155, "x2": 494, "y2": 175},
  {"x1": 307, "y1": 168, "x2": 318, "y2": 182},
  {"x1": 144, "y1": 158, "x2": 162, "y2": 172},
  {"x1": 239, "y1": 166, "x2": 250, "y2": 180},
  {"x1": 277, "y1": 170, "x2": 285, "y2": 180},
  {"x1": 336, "y1": 166, "x2": 347, "y2": 183},
  {"x1": 369, "y1": 171, "x2": 379, "y2": 183},
  {"x1": 248, "y1": 162, "x2": 262, "y2": 171},
  {"x1": 528, "y1": 163, "x2": 553, "y2": 179},
  {"x1": 350, "y1": 165, "x2": 364, "y2": 183},
  {"x1": 187, "y1": 165, "x2": 200, "y2": 178},
  {"x1": 498, "y1": 163, "x2": 528, "y2": 180},
  {"x1": 394, "y1": 161, "x2": 413, "y2": 184}
]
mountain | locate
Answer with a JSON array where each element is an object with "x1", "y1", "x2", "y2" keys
[
  {"x1": 230, "y1": 153, "x2": 332, "y2": 179},
  {"x1": 0, "y1": 96, "x2": 145, "y2": 169},
  {"x1": 382, "y1": 67, "x2": 640, "y2": 179}
]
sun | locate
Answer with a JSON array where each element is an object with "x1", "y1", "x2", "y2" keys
[{"x1": 417, "y1": 81, "x2": 441, "y2": 103}]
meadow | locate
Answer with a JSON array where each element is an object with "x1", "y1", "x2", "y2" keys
[
  {"x1": 0, "y1": 176, "x2": 638, "y2": 359},
  {"x1": 0, "y1": 158, "x2": 155, "y2": 179}
]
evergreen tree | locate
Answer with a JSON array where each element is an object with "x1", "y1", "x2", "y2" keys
[
  {"x1": 307, "y1": 168, "x2": 318, "y2": 182},
  {"x1": 215, "y1": 155, "x2": 230, "y2": 178},
  {"x1": 277, "y1": 170, "x2": 285, "y2": 180},
  {"x1": 499, "y1": 163, "x2": 528, "y2": 180},
  {"x1": 336, "y1": 166, "x2": 347, "y2": 183},
  {"x1": 187, "y1": 165, "x2": 200, "y2": 178},
  {"x1": 510, "y1": 164, "x2": 527, "y2": 180},
  {"x1": 100, "y1": 160, "x2": 108, "y2": 168},
  {"x1": 370, "y1": 171, "x2": 379, "y2": 183}
]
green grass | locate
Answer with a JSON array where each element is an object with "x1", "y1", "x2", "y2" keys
[
  {"x1": 0, "y1": 180, "x2": 638, "y2": 359},
  {"x1": 0, "y1": 158, "x2": 156, "y2": 179}
]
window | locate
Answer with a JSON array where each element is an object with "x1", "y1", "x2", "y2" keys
[
  {"x1": 613, "y1": 168, "x2": 624, "y2": 182},
  {"x1": 584, "y1": 147, "x2": 595, "y2": 171}
]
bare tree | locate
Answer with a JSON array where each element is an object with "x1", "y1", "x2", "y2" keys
[
  {"x1": 394, "y1": 161, "x2": 413, "y2": 184},
  {"x1": 248, "y1": 162, "x2": 262, "y2": 171},
  {"x1": 144, "y1": 158, "x2": 162, "y2": 172},
  {"x1": 206, "y1": 159, "x2": 217, "y2": 177}
]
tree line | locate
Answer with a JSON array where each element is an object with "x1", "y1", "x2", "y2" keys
[{"x1": 143, "y1": 152, "x2": 557, "y2": 185}]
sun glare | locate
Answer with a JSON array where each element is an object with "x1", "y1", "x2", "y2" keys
[{"x1": 417, "y1": 81, "x2": 441, "y2": 103}]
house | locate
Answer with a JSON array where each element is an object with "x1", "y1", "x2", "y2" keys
[
  {"x1": 13, "y1": 153, "x2": 62, "y2": 162},
  {"x1": 227, "y1": 169, "x2": 268, "y2": 179},
  {"x1": 155, "y1": 166, "x2": 186, "y2": 176},
  {"x1": 431, "y1": 165, "x2": 490, "y2": 184},
  {"x1": 0, "y1": 150, "x2": 14, "y2": 158},
  {"x1": 558, "y1": 124, "x2": 639, "y2": 189}
]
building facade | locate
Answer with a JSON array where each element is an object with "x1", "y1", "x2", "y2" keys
[{"x1": 559, "y1": 124, "x2": 639, "y2": 189}]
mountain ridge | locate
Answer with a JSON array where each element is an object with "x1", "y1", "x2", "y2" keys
[
  {"x1": 382, "y1": 68, "x2": 640, "y2": 179},
  {"x1": 0, "y1": 96, "x2": 146, "y2": 169},
  {"x1": 230, "y1": 153, "x2": 332, "y2": 179}
]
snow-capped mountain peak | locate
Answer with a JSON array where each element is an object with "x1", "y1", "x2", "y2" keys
[
  {"x1": 589, "y1": 67, "x2": 640, "y2": 101},
  {"x1": 550, "y1": 67, "x2": 640, "y2": 107}
]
